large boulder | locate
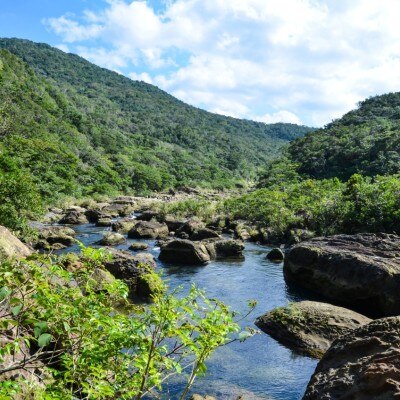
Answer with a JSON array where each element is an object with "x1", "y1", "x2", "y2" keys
[
  {"x1": 159, "y1": 239, "x2": 211, "y2": 265},
  {"x1": 159, "y1": 239, "x2": 244, "y2": 265},
  {"x1": 0, "y1": 226, "x2": 32, "y2": 260},
  {"x1": 59, "y1": 211, "x2": 88, "y2": 225},
  {"x1": 112, "y1": 217, "x2": 138, "y2": 234},
  {"x1": 284, "y1": 233, "x2": 400, "y2": 317},
  {"x1": 256, "y1": 301, "x2": 371, "y2": 358},
  {"x1": 104, "y1": 248, "x2": 156, "y2": 299},
  {"x1": 303, "y1": 317, "x2": 400, "y2": 399},
  {"x1": 97, "y1": 232, "x2": 126, "y2": 246},
  {"x1": 35, "y1": 226, "x2": 76, "y2": 249},
  {"x1": 214, "y1": 239, "x2": 245, "y2": 259},
  {"x1": 128, "y1": 220, "x2": 169, "y2": 239}
]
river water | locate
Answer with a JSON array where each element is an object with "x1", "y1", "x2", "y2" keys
[{"x1": 59, "y1": 221, "x2": 318, "y2": 400}]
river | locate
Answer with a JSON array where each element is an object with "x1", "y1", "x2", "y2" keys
[{"x1": 59, "y1": 220, "x2": 319, "y2": 400}]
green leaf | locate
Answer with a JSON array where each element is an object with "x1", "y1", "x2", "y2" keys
[
  {"x1": 38, "y1": 333, "x2": 52, "y2": 347},
  {"x1": 11, "y1": 304, "x2": 23, "y2": 316}
]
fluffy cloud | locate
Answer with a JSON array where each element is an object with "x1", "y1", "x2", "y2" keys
[{"x1": 45, "y1": 0, "x2": 400, "y2": 126}]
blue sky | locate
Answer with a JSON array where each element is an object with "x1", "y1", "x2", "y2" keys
[{"x1": 2, "y1": 0, "x2": 400, "y2": 127}]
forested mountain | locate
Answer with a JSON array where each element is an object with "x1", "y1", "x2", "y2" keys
[
  {"x1": 0, "y1": 38, "x2": 312, "y2": 199},
  {"x1": 287, "y1": 93, "x2": 400, "y2": 180}
]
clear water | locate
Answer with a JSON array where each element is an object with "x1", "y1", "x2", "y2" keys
[{"x1": 58, "y1": 223, "x2": 319, "y2": 400}]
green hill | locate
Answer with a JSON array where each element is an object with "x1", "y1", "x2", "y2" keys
[
  {"x1": 0, "y1": 38, "x2": 312, "y2": 199},
  {"x1": 287, "y1": 93, "x2": 400, "y2": 180}
]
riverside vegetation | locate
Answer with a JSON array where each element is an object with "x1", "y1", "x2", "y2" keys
[{"x1": 2, "y1": 37, "x2": 400, "y2": 399}]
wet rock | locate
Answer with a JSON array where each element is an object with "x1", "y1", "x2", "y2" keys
[
  {"x1": 59, "y1": 211, "x2": 88, "y2": 225},
  {"x1": 256, "y1": 301, "x2": 371, "y2": 359},
  {"x1": 112, "y1": 217, "x2": 138, "y2": 233},
  {"x1": 97, "y1": 232, "x2": 126, "y2": 246},
  {"x1": 266, "y1": 248, "x2": 284, "y2": 262},
  {"x1": 129, "y1": 242, "x2": 149, "y2": 251},
  {"x1": 303, "y1": 316, "x2": 400, "y2": 399},
  {"x1": 0, "y1": 226, "x2": 32, "y2": 260},
  {"x1": 128, "y1": 220, "x2": 169, "y2": 239},
  {"x1": 159, "y1": 239, "x2": 211, "y2": 265},
  {"x1": 104, "y1": 248, "x2": 156, "y2": 299},
  {"x1": 284, "y1": 233, "x2": 400, "y2": 317}
]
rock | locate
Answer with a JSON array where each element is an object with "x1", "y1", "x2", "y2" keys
[
  {"x1": 164, "y1": 215, "x2": 185, "y2": 232},
  {"x1": 159, "y1": 239, "x2": 211, "y2": 265},
  {"x1": 66, "y1": 205, "x2": 86, "y2": 213},
  {"x1": 85, "y1": 209, "x2": 103, "y2": 223},
  {"x1": 214, "y1": 239, "x2": 245, "y2": 259},
  {"x1": 256, "y1": 301, "x2": 371, "y2": 359},
  {"x1": 129, "y1": 242, "x2": 149, "y2": 251},
  {"x1": 159, "y1": 239, "x2": 244, "y2": 265},
  {"x1": 190, "y1": 228, "x2": 221, "y2": 241},
  {"x1": 96, "y1": 218, "x2": 113, "y2": 227},
  {"x1": 102, "y1": 203, "x2": 135, "y2": 217},
  {"x1": 128, "y1": 220, "x2": 169, "y2": 239},
  {"x1": 266, "y1": 248, "x2": 284, "y2": 262},
  {"x1": 42, "y1": 212, "x2": 61, "y2": 223},
  {"x1": 176, "y1": 218, "x2": 205, "y2": 238},
  {"x1": 303, "y1": 316, "x2": 400, "y2": 399},
  {"x1": 0, "y1": 226, "x2": 32, "y2": 260},
  {"x1": 35, "y1": 226, "x2": 76, "y2": 249},
  {"x1": 136, "y1": 210, "x2": 159, "y2": 221},
  {"x1": 112, "y1": 196, "x2": 136, "y2": 205},
  {"x1": 104, "y1": 248, "x2": 156, "y2": 299},
  {"x1": 284, "y1": 233, "x2": 400, "y2": 317},
  {"x1": 190, "y1": 395, "x2": 216, "y2": 400},
  {"x1": 97, "y1": 232, "x2": 126, "y2": 246},
  {"x1": 59, "y1": 211, "x2": 88, "y2": 225},
  {"x1": 112, "y1": 217, "x2": 138, "y2": 233}
]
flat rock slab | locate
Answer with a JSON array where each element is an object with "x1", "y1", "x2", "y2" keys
[
  {"x1": 303, "y1": 316, "x2": 400, "y2": 399},
  {"x1": 284, "y1": 233, "x2": 400, "y2": 317},
  {"x1": 256, "y1": 301, "x2": 371, "y2": 358}
]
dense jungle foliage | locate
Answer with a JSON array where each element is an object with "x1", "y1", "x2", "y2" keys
[
  {"x1": 286, "y1": 93, "x2": 400, "y2": 180},
  {"x1": 0, "y1": 38, "x2": 311, "y2": 195},
  {"x1": 0, "y1": 247, "x2": 252, "y2": 399}
]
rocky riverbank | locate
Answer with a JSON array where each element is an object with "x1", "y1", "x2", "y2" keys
[{"x1": 4, "y1": 193, "x2": 400, "y2": 399}]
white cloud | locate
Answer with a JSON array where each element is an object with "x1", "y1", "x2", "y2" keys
[
  {"x1": 129, "y1": 71, "x2": 153, "y2": 84},
  {"x1": 45, "y1": 0, "x2": 400, "y2": 126},
  {"x1": 255, "y1": 110, "x2": 302, "y2": 125}
]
